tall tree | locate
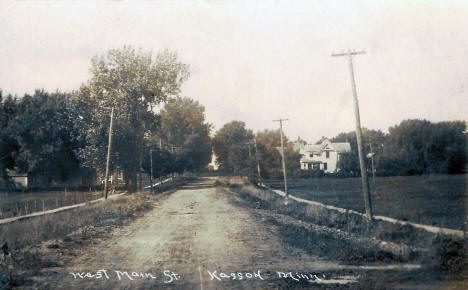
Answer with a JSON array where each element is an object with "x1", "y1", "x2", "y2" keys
[
  {"x1": 78, "y1": 46, "x2": 189, "y2": 191},
  {"x1": 332, "y1": 128, "x2": 386, "y2": 176},
  {"x1": 0, "y1": 91, "x2": 19, "y2": 188},
  {"x1": 159, "y1": 97, "x2": 212, "y2": 172},
  {"x1": 256, "y1": 129, "x2": 301, "y2": 180},
  {"x1": 3, "y1": 90, "x2": 82, "y2": 187},
  {"x1": 379, "y1": 119, "x2": 466, "y2": 175},
  {"x1": 212, "y1": 121, "x2": 254, "y2": 174}
]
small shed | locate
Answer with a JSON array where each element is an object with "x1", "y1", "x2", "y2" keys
[{"x1": 6, "y1": 170, "x2": 28, "y2": 188}]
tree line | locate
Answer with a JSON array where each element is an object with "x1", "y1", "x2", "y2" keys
[
  {"x1": 211, "y1": 120, "x2": 466, "y2": 180},
  {"x1": 334, "y1": 119, "x2": 467, "y2": 177},
  {"x1": 212, "y1": 121, "x2": 302, "y2": 181},
  {"x1": 0, "y1": 46, "x2": 212, "y2": 191},
  {"x1": 1, "y1": 46, "x2": 465, "y2": 191}
]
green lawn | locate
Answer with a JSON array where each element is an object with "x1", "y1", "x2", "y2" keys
[{"x1": 265, "y1": 174, "x2": 467, "y2": 230}]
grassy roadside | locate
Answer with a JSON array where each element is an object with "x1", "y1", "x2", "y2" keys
[
  {"x1": 0, "y1": 177, "x2": 187, "y2": 288},
  {"x1": 0, "y1": 189, "x2": 112, "y2": 220},
  {"x1": 265, "y1": 174, "x2": 467, "y2": 230},
  {"x1": 220, "y1": 177, "x2": 467, "y2": 280}
]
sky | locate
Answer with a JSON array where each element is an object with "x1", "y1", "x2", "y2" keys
[{"x1": 1, "y1": 0, "x2": 467, "y2": 143}]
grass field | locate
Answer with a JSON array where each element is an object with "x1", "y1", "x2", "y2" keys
[
  {"x1": 0, "y1": 189, "x2": 110, "y2": 219},
  {"x1": 0, "y1": 175, "x2": 182, "y2": 219},
  {"x1": 265, "y1": 174, "x2": 467, "y2": 230}
]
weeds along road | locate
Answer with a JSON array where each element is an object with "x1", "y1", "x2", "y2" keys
[{"x1": 28, "y1": 177, "x2": 436, "y2": 289}]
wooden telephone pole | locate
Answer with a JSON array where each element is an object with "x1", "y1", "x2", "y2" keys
[
  {"x1": 273, "y1": 118, "x2": 289, "y2": 197},
  {"x1": 244, "y1": 142, "x2": 252, "y2": 158},
  {"x1": 104, "y1": 107, "x2": 114, "y2": 200},
  {"x1": 368, "y1": 141, "x2": 376, "y2": 186},
  {"x1": 150, "y1": 148, "x2": 154, "y2": 194},
  {"x1": 253, "y1": 138, "x2": 262, "y2": 184},
  {"x1": 245, "y1": 139, "x2": 262, "y2": 184},
  {"x1": 331, "y1": 50, "x2": 373, "y2": 219}
]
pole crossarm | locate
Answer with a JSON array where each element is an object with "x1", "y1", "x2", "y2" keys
[{"x1": 331, "y1": 50, "x2": 366, "y2": 57}]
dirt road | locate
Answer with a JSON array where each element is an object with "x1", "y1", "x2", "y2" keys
[{"x1": 27, "y1": 177, "x2": 438, "y2": 289}]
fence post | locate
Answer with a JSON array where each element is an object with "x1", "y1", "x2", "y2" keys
[{"x1": 42, "y1": 200, "x2": 45, "y2": 212}]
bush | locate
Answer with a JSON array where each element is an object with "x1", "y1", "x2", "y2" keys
[{"x1": 427, "y1": 236, "x2": 467, "y2": 275}]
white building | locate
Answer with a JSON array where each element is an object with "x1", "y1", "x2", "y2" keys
[
  {"x1": 6, "y1": 169, "x2": 28, "y2": 188},
  {"x1": 296, "y1": 138, "x2": 351, "y2": 173}
]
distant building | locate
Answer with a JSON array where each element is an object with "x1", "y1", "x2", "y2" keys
[
  {"x1": 6, "y1": 170, "x2": 28, "y2": 188},
  {"x1": 295, "y1": 138, "x2": 351, "y2": 173},
  {"x1": 4, "y1": 169, "x2": 97, "y2": 190},
  {"x1": 208, "y1": 152, "x2": 219, "y2": 171}
]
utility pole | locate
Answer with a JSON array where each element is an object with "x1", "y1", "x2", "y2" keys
[
  {"x1": 104, "y1": 107, "x2": 114, "y2": 200},
  {"x1": 254, "y1": 138, "x2": 262, "y2": 184},
  {"x1": 150, "y1": 148, "x2": 154, "y2": 194},
  {"x1": 273, "y1": 118, "x2": 289, "y2": 198},
  {"x1": 332, "y1": 49, "x2": 373, "y2": 219},
  {"x1": 244, "y1": 142, "x2": 252, "y2": 158},
  {"x1": 369, "y1": 141, "x2": 376, "y2": 187}
]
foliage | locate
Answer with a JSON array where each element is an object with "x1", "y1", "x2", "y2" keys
[
  {"x1": 378, "y1": 120, "x2": 466, "y2": 176},
  {"x1": 159, "y1": 97, "x2": 212, "y2": 173},
  {"x1": 0, "y1": 91, "x2": 18, "y2": 188},
  {"x1": 212, "y1": 121, "x2": 254, "y2": 174},
  {"x1": 332, "y1": 120, "x2": 466, "y2": 176},
  {"x1": 141, "y1": 148, "x2": 174, "y2": 178},
  {"x1": 0, "y1": 90, "x2": 82, "y2": 188},
  {"x1": 332, "y1": 128, "x2": 386, "y2": 177},
  {"x1": 76, "y1": 46, "x2": 189, "y2": 191},
  {"x1": 255, "y1": 129, "x2": 301, "y2": 180}
]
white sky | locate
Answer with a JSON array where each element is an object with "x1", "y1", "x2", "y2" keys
[{"x1": 1, "y1": 0, "x2": 467, "y2": 142}]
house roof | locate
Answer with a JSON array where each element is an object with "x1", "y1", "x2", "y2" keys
[
  {"x1": 330, "y1": 142, "x2": 351, "y2": 152},
  {"x1": 298, "y1": 138, "x2": 351, "y2": 154},
  {"x1": 302, "y1": 144, "x2": 322, "y2": 152},
  {"x1": 6, "y1": 169, "x2": 27, "y2": 177}
]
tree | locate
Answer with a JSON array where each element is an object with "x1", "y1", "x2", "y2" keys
[
  {"x1": 332, "y1": 128, "x2": 386, "y2": 176},
  {"x1": 256, "y1": 129, "x2": 301, "y2": 180},
  {"x1": 212, "y1": 121, "x2": 253, "y2": 174},
  {"x1": 378, "y1": 119, "x2": 467, "y2": 175},
  {"x1": 3, "y1": 90, "x2": 82, "y2": 187},
  {"x1": 77, "y1": 46, "x2": 189, "y2": 191},
  {"x1": 142, "y1": 147, "x2": 174, "y2": 180},
  {"x1": 159, "y1": 97, "x2": 212, "y2": 172},
  {"x1": 0, "y1": 91, "x2": 19, "y2": 188}
]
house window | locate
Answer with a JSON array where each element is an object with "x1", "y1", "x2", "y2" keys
[
  {"x1": 309, "y1": 153, "x2": 313, "y2": 158},
  {"x1": 324, "y1": 163, "x2": 327, "y2": 170},
  {"x1": 326, "y1": 151, "x2": 330, "y2": 158}
]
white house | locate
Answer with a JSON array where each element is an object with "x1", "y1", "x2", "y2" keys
[
  {"x1": 296, "y1": 138, "x2": 351, "y2": 173},
  {"x1": 6, "y1": 169, "x2": 28, "y2": 188}
]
